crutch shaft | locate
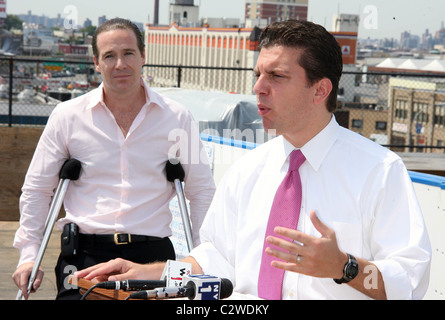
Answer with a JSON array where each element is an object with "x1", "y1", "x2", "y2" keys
[
  {"x1": 16, "y1": 158, "x2": 81, "y2": 300},
  {"x1": 16, "y1": 179, "x2": 70, "y2": 300},
  {"x1": 174, "y1": 179, "x2": 194, "y2": 252}
]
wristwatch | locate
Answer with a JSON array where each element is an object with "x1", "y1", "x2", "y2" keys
[{"x1": 334, "y1": 253, "x2": 359, "y2": 284}]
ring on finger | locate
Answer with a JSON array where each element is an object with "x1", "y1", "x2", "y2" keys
[{"x1": 296, "y1": 254, "x2": 302, "y2": 263}]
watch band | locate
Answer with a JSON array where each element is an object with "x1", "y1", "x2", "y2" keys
[{"x1": 334, "y1": 253, "x2": 359, "y2": 284}]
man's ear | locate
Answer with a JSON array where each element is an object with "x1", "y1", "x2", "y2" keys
[
  {"x1": 140, "y1": 50, "x2": 146, "y2": 69},
  {"x1": 93, "y1": 56, "x2": 100, "y2": 73},
  {"x1": 313, "y1": 78, "x2": 332, "y2": 105}
]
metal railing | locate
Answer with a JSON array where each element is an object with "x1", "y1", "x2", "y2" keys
[{"x1": 2, "y1": 56, "x2": 445, "y2": 153}]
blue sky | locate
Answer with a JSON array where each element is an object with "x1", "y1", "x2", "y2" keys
[{"x1": 7, "y1": 0, "x2": 445, "y2": 39}]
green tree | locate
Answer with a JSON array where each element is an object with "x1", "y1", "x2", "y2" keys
[
  {"x1": 5, "y1": 15, "x2": 24, "y2": 30},
  {"x1": 80, "y1": 25, "x2": 97, "y2": 37}
]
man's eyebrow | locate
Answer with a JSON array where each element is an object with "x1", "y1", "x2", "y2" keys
[
  {"x1": 254, "y1": 67, "x2": 290, "y2": 75},
  {"x1": 101, "y1": 50, "x2": 113, "y2": 57},
  {"x1": 101, "y1": 48, "x2": 137, "y2": 56}
]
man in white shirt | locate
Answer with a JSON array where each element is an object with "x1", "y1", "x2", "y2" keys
[
  {"x1": 76, "y1": 20, "x2": 431, "y2": 300},
  {"x1": 12, "y1": 18, "x2": 215, "y2": 299}
]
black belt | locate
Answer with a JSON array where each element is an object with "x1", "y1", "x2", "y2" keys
[{"x1": 79, "y1": 233, "x2": 164, "y2": 246}]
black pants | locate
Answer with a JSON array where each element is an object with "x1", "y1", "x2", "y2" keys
[{"x1": 54, "y1": 237, "x2": 175, "y2": 300}]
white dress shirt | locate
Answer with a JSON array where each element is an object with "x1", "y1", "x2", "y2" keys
[
  {"x1": 14, "y1": 78, "x2": 216, "y2": 266},
  {"x1": 190, "y1": 116, "x2": 431, "y2": 300}
]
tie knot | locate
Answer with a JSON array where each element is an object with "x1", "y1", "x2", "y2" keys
[{"x1": 289, "y1": 149, "x2": 306, "y2": 172}]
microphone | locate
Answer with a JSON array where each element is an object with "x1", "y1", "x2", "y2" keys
[
  {"x1": 80, "y1": 279, "x2": 168, "y2": 300},
  {"x1": 161, "y1": 260, "x2": 192, "y2": 287},
  {"x1": 80, "y1": 260, "x2": 193, "y2": 300},
  {"x1": 127, "y1": 275, "x2": 233, "y2": 300},
  {"x1": 127, "y1": 286, "x2": 194, "y2": 300},
  {"x1": 95, "y1": 279, "x2": 167, "y2": 291}
]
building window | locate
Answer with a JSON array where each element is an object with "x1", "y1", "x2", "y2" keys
[
  {"x1": 434, "y1": 103, "x2": 445, "y2": 127},
  {"x1": 412, "y1": 102, "x2": 429, "y2": 123},
  {"x1": 375, "y1": 121, "x2": 387, "y2": 131},
  {"x1": 395, "y1": 99, "x2": 408, "y2": 120},
  {"x1": 351, "y1": 119, "x2": 363, "y2": 128}
]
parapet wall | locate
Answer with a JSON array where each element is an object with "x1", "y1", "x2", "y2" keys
[{"x1": 0, "y1": 127, "x2": 43, "y2": 221}]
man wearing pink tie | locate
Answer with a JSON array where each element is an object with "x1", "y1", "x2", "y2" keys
[{"x1": 76, "y1": 20, "x2": 431, "y2": 300}]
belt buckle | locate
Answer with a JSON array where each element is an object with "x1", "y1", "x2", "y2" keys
[{"x1": 114, "y1": 233, "x2": 131, "y2": 245}]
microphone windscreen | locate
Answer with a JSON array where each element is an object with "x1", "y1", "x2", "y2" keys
[
  {"x1": 59, "y1": 159, "x2": 81, "y2": 180},
  {"x1": 220, "y1": 278, "x2": 234, "y2": 300},
  {"x1": 165, "y1": 159, "x2": 185, "y2": 182}
]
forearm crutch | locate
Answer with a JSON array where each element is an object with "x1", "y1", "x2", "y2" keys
[
  {"x1": 16, "y1": 159, "x2": 81, "y2": 300},
  {"x1": 165, "y1": 159, "x2": 193, "y2": 252}
]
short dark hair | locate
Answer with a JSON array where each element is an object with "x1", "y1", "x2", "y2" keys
[
  {"x1": 259, "y1": 20, "x2": 343, "y2": 113},
  {"x1": 92, "y1": 18, "x2": 145, "y2": 60}
]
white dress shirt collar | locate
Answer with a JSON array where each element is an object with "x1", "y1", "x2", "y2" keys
[
  {"x1": 85, "y1": 78, "x2": 167, "y2": 111},
  {"x1": 281, "y1": 115, "x2": 340, "y2": 172}
]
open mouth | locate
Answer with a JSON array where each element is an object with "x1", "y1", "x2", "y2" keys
[{"x1": 257, "y1": 103, "x2": 271, "y2": 116}]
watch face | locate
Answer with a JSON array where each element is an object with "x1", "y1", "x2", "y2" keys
[
  {"x1": 334, "y1": 254, "x2": 359, "y2": 284},
  {"x1": 346, "y1": 262, "x2": 359, "y2": 279}
]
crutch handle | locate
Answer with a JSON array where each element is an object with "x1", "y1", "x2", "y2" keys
[
  {"x1": 165, "y1": 159, "x2": 185, "y2": 182},
  {"x1": 59, "y1": 158, "x2": 82, "y2": 180}
]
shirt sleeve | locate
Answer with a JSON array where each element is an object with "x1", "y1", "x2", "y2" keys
[
  {"x1": 13, "y1": 108, "x2": 69, "y2": 266},
  {"x1": 189, "y1": 166, "x2": 238, "y2": 282},
  {"x1": 364, "y1": 159, "x2": 431, "y2": 300}
]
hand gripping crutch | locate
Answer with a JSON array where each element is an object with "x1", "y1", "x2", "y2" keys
[
  {"x1": 16, "y1": 159, "x2": 81, "y2": 300},
  {"x1": 165, "y1": 159, "x2": 193, "y2": 252}
]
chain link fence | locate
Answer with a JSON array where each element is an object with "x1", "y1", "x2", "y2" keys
[
  {"x1": 2, "y1": 57, "x2": 445, "y2": 153},
  {"x1": 0, "y1": 57, "x2": 97, "y2": 126}
]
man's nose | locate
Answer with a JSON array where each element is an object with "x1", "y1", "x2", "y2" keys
[
  {"x1": 254, "y1": 75, "x2": 268, "y2": 95},
  {"x1": 115, "y1": 55, "x2": 126, "y2": 68}
]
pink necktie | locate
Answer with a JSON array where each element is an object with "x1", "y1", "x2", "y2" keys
[{"x1": 258, "y1": 149, "x2": 306, "y2": 300}]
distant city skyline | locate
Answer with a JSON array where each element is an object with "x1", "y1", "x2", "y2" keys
[{"x1": 6, "y1": 0, "x2": 445, "y2": 40}]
